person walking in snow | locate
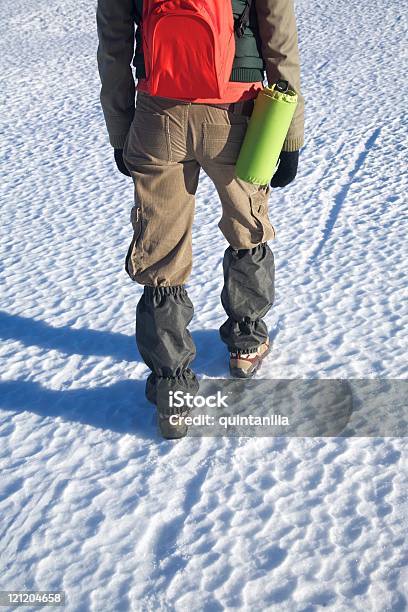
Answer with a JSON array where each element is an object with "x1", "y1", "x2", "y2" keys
[{"x1": 97, "y1": 0, "x2": 304, "y2": 438}]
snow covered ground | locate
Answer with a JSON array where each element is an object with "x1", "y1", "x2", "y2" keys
[{"x1": 1, "y1": 0, "x2": 407, "y2": 609}]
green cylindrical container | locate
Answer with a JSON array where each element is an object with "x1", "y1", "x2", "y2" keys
[{"x1": 235, "y1": 81, "x2": 298, "y2": 185}]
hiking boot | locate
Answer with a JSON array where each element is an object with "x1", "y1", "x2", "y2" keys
[
  {"x1": 155, "y1": 381, "x2": 193, "y2": 440},
  {"x1": 229, "y1": 340, "x2": 270, "y2": 378},
  {"x1": 147, "y1": 369, "x2": 199, "y2": 440},
  {"x1": 157, "y1": 409, "x2": 190, "y2": 440}
]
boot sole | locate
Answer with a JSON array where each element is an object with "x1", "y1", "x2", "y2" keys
[
  {"x1": 157, "y1": 415, "x2": 189, "y2": 440},
  {"x1": 158, "y1": 421, "x2": 188, "y2": 440}
]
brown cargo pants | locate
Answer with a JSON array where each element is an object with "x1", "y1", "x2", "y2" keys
[
  {"x1": 123, "y1": 90, "x2": 275, "y2": 286},
  {"x1": 122, "y1": 91, "x2": 275, "y2": 403}
]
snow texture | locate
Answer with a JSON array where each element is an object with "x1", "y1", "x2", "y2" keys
[{"x1": 0, "y1": 0, "x2": 407, "y2": 610}]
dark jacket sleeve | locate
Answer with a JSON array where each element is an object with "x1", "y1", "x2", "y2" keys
[
  {"x1": 96, "y1": 0, "x2": 136, "y2": 148},
  {"x1": 255, "y1": 0, "x2": 305, "y2": 151}
]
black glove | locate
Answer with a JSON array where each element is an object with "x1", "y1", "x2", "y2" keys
[
  {"x1": 114, "y1": 148, "x2": 131, "y2": 177},
  {"x1": 270, "y1": 150, "x2": 299, "y2": 188}
]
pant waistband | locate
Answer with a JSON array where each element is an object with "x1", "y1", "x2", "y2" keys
[
  {"x1": 137, "y1": 90, "x2": 256, "y2": 117},
  {"x1": 204, "y1": 98, "x2": 255, "y2": 117}
]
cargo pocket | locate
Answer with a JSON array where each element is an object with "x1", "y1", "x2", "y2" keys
[
  {"x1": 126, "y1": 111, "x2": 171, "y2": 163},
  {"x1": 249, "y1": 185, "x2": 276, "y2": 243},
  {"x1": 203, "y1": 121, "x2": 248, "y2": 164},
  {"x1": 125, "y1": 205, "x2": 143, "y2": 280}
]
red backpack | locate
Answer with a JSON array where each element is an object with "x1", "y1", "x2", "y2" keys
[{"x1": 140, "y1": 0, "x2": 252, "y2": 99}]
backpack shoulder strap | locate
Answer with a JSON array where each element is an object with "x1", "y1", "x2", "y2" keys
[
  {"x1": 234, "y1": 0, "x2": 253, "y2": 38},
  {"x1": 135, "y1": 0, "x2": 143, "y2": 24}
]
